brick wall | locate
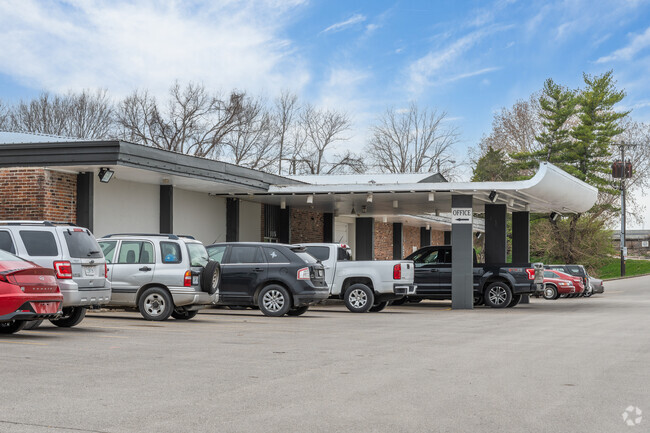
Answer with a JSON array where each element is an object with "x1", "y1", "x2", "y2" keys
[
  {"x1": 374, "y1": 222, "x2": 393, "y2": 260},
  {"x1": 431, "y1": 229, "x2": 444, "y2": 246},
  {"x1": 403, "y1": 225, "x2": 420, "y2": 257},
  {"x1": 0, "y1": 168, "x2": 77, "y2": 222},
  {"x1": 290, "y1": 208, "x2": 324, "y2": 243}
]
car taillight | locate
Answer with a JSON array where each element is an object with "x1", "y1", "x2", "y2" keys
[
  {"x1": 53, "y1": 261, "x2": 73, "y2": 279},
  {"x1": 184, "y1": 270, "x2": 192, "y2": 287},
  {"x1": 525, "y1": 268, "x2": 535, "y2": 280},
  {"x1": 0, "y1": 273, "x2": 7, "y2": 283},
  {"x1": 297, "y1": 267, "x2": 310, "y2": 280},
  {"x1": 393, "y1": 264, "x2": 401, "y2": 280}
]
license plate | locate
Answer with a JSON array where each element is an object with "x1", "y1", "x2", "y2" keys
[
  {"x1": 192, "y1": 276, "x2": 199, "y2": 285},
  {"x1": 30, "y1": 302, "x2": 59, "y2": 314},
  {"x1": 83, "y1": 266, "x2": 95, "y2": 276}
]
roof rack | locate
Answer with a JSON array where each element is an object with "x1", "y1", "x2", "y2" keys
[
  {"x1": 177, "y1": 234, "x2": 196, "y2": 240},
  {"x1": 102, "y1": 233, "x2": 180, "y2": 240},
  {"x1": 0, "y1": 220, "x2": 78, "y2": 227}
]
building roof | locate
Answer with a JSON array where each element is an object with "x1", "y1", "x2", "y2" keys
[{"x1": 289, "y1": 172, "x2": 447, "y2": 185}]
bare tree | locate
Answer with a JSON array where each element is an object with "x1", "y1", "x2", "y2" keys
[
  {"x1": 297, "y1": 105, "x2": 354, "y2": 174},
  {"x1": 116, "y1": 82, "x2": 244, "y2": 158},
  {"x1": 366, "y1": 102, "x2": 459, "y2": 174},
  {"x1": 273, "y1": 91, "x2": 299, "y2": 174},
  {"x1": 614, "y1": 120, "x2": 650, "y2": 223},
  {"x1": 9, "y1": 90, "x2": 114, "y2": 139},
  {"x1": 0, "y1": 100, "x2": 9, "y2": 130}
]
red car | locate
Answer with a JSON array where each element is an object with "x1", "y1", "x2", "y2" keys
[
  {"x1": 549, "y1": 269, "x2": 585, "y2": 296},
  {"x1": 0, "y1": 249, "x2": 63, "y2": 334},
  {"x1": 542, "y1": 270, "x2": 576, "y2": 300}
]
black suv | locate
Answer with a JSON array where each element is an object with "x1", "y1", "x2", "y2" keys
[{"x1": 206, "y1": 242, "x2": 328, "y2": 316}]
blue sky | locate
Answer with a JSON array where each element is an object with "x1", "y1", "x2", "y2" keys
[{"x1": 1, "y1": 0, "x2": 649, "y2": 226}]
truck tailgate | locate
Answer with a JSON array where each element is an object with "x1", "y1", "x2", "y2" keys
[{"x1": 398, "y1": 261, "x2": 414, "y2": 282}]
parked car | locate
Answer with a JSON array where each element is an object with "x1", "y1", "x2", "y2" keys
[
  {"x1": 206, "y1": 242, "x2": 328, "y2": 317},
  {"x1": 404, "y1": 245, "x2": 544, "y2": 308},
  {"x1": 588, "y1": 276, "x2": 604, "y2": 296},
  {"x1": 541, "y1": 270, "x2": 576, "y2": 300},
  {"x1": 0, "y1": 249, "x2": 64, "y2": 334},
  {"x1": 298, "y1": 243, "x2": 416, "y2": 313},
  {"x1": 97, "y1": 234, "x2": 220, "y2": 321},
  {"x1": 0, "y1": 221, "x2": 110, "y2": 328},
  {"x1": 545, "y1": 264, "x2": 590, "y2": 297}
]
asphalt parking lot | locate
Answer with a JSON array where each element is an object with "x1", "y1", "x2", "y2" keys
[{"x1": 1, "y1": 276, "x2": 649, "y2": 433}]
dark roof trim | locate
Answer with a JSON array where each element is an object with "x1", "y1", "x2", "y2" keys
[{"x1": 0, "y1": 140, "x2": 300, "y2": 190}]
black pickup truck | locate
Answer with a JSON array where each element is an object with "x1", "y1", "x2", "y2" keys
[{"x1": 400, "y1": 245, "x2": 544, "y2": 308}]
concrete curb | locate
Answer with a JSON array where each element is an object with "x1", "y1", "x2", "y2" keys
[{"x1": 603, "y1": 273, "x2": 650, "y2": 281}]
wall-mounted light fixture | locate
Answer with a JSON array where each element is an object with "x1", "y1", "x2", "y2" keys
[
  {"x1": 393, "y1": 200, "x2": 398, "y2": 209},
  {"x1": 488, "y1": 190, "x2": 499, "y2": 203},
  {"x1": 280, "y1": 198, "x2": 286, "y2": 209},
  {"x1": 382, "y1": 216, "x2": 388, "y2": 223},
  {"x1": 508, "y1": 198, "x2": 514, "y2": 208},
  {"x1": 426, "y1": 224, "x2": 430, "y2": 230},
  {"x1": 428, "y1": 192, "x2": 435, "y2": 202},
  {"x1": 306, "y1": 194, "x2": 314, "y2": 204},
  {"x1": 366, "y1": 193, "x2": 373, "y2": 203},
  {"x1": 98, "y1": 167, "x2": 114, "y2": 183},
  {"x1": 550, "y1": 211, "x2": 560, "y2": 222},
  {"x1": 361, "y1": 205, "x2": 367, "y2": 213},
  {"x1": 475, "y1": 232, "x2": 483, "y2": 239}
]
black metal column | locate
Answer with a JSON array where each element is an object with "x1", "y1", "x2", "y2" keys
[
  {"x1": 355, "y1": 217, "x2": 374, "y2": 260},
  {"x1": 159, "y1": 185, "x2": 173, "y2": 234},
  {"x1": 393, "y1": 222, "x2": 403, "y2": 259},
  {"x1": 226, "y1": 198, "x2": 239, "y2": 242},
  {"x1": 277, "y1": 207, "x2": 291, "y2": 244},
  {"x1": 512, "y1": 211, "x2": 531, "y2": 304},
  {"x1": 451, "y1": 195, "x2": 474, "y2": 309},
  {"x1": 420, "y1": 227, "x2": 431, "y2": 247},
  {"x1": 484, "y1": 204, "x2": 507, "y2": 264},
  {"x1": 444, "y1": 231, "x2": 451, "y2": 245},
  {"x1": 323, "y1": 213, "x2": 334, "y2": 243},
  {"x1": 76, "y1": 172, "x2": 94, "y2": 232}
]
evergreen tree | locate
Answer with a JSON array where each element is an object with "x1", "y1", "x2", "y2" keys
[{"x1": 472, "y1": 146, "x2": 515, "y2": 181}]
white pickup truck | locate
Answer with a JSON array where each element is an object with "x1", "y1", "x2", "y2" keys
[{"x1": 299, "y1": 243, "x2": 416, "y2": 313}]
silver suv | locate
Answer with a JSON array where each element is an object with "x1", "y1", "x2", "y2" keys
[
  {"x1": 98, "y1": 234, "x2": 220, "y2": 321},
  {"x1": 0, "y1": 221, "x2": 111, "y2": 327}
]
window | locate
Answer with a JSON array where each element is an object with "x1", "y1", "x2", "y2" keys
[
  {"x1": 187, "y1": 243, "x2": 209, "y2": 267},
  {"x1": 64, "y1": 229, "x2": 102, "y2": 258},
  {"x1": 264, "y1": 247, "x2": 290, "y2": 263},
  {"x1": 0, "y1": 231, "x2": 15, "y2": 254},
  {"x1": 117, "y1": 241, "x2": 154, "y2": 264},
  {"x1": 305, "y1": 246, "x2": 330, "y2": 261},
  {"x1": 337, "y1": 247, "x2": 352, "y2": 261},
  {"x1": 227, "y1": 246, "x2": 263, "y2": 264},
  {"x1": 161, "y1": 242, "x2": 182, "y2": 264},
  {"x1": 19, "y1": 230, "x2": 58, "y2": 257},
  {"x1": 412, "y1": 249, "x2": 440, "y2": 266},
  {"x1": 99, "y1": 241, "x2": 118, "y2": 264},
  {"x1": 295, "y1": 251, "x2": 317, "y2": 264},
  {"x1": 544, "y1": 271, "x2": 556, "y2": 278},
  {"x1": 207, "y1": 245, "x2": 226, "y2": 263}
]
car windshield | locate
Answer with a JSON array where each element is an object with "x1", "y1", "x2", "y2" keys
[
  {"x1": 187, "y1": 243, "x2": 209, "y2": 267},
  {"x1": 64, "y1": 229, "x2": 103, "y2": 258},
  {"x1": 0, "y1": 249, "x2": 24, "y2": 262},
  {"x1": 295, "y1": 251, "x2": 318, "y2": 264}
]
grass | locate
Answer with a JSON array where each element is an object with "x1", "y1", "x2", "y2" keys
[{"x1": 596, "y1": 257, "x2": 650, "y2": 279}]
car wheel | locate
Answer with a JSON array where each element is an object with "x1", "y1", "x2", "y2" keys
[
  {"x1": 507, "y1": 294, "x2": 522, "y2": 308},
  {"x1": 258, "y1": 285, "x2": 291, "y2": 317},
  {"x1": 343, "y1": 284, "x2": 374, "y2": 313},
  {"x1": 391, "y1": 297, "x2": 407, "y2": 306},
  {"x1": 22, "y1": 319, "x2": 44, "y2": 330},
  {"x1": 483, "y1": 282, "x2": 512, "y2": 308},
  {"x1": 286, "y1": 306, "x2": 309, "y2": 316},
  {"x1": 171, "y1": 308, "x2": 198, "y2": 320},
  {"x1": 369, "y1": 301, "x2": 389, "y2": 312},
  {"x1": 201, "y1": 261, "x2": 221, "y2": 295},
  {"x1": 50, "y1": 307, "x2": 87, "y2": 327},
  {"x1": 138, "y1": 288, "x2": 174, "y2": 321},
  {"x1": 0, "y1": 320, "x2": 26, "y2": 334},
  {"x1": 543, "y1": 284, "x2": 558, "y2": 300},
  {"x1": 584, "y1": 286, "x2": 593, "y2": 297}
]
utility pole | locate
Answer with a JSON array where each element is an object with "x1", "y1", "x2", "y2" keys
[{"x1": 613, "y1": 143, "x2": 636, "y2": 277}]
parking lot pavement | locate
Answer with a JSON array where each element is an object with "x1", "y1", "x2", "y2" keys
[{"x1": 1, "y1": 276, "x2": 649, "y2": 433}]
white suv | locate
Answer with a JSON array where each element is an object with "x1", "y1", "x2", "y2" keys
[
  {"x1": 98, "y1": 234, "x2": 220, "y2": 321},
  {"x1": 0, "y1": 221, "x2": 111, "y2": 327}
]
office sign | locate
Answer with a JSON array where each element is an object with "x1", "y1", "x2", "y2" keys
[{"x1": 452, "y1": 208, "x2": 473, "y2": 224}]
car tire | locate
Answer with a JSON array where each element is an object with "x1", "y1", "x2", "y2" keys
[
  {"x1": 391, "y1": 297, "x2": 407, "y2": 306},
  {"x1": 473, "y1": 295, "x2": 484, "y2": 306},
  {"x1": 138, "y1": 287, "x2": 174, "y2": 321},
  {"x1": 258, "y1": 285, "x2": 292, "y2": 317},
  {"x1": 22, "y1": 319, "x2": 44, "y2": 330},
  {"x1": 369, "y1": 301, "x2": 389, "y2": 312},
  {"x1": 543, "y1": 284, "x2": 558, "y2": 300},
  {"x1": 287, "y1": 306, "x2": 310, "y2": 316},
  {"x1": 483, "y1": 282, "x2": 512, "y2": 308},
  {"x1": 507, "y1": 294, "x2": 522, "y2": 308},
  {"x1": 171, "y1": 309, "x2": 198, "y2": 320},
  {"x1": 201, "y1": 261, "x2": 221, "y2": 295},
  {"x1": 50, "y1": 307, "x2": 87, "y2": 328},
  {"x1": 343, "y1": 284, "x2": 374, "y2": 313},
  {"x1": 0, "y1": 320, "x2": 26, "y2": 334}
]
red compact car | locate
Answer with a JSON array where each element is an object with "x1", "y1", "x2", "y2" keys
[
  {"x1": 542, "y1": 270, "x2": 576, "y2": 300},
  {"x1": 0, "y1": 249, "x2": 63, "y2": 334},
  {"x1": 547, "y1": 269, "x2": 585, "y2": 296}
]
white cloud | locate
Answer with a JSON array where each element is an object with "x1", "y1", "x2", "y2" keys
[
  {"x1": 0, "y1": 0, "x2": 311, "y2": 98},
  {"x1": 321, "y1": 14, "x2": 366, "y2": 34},
  {"x1": 597, "y1": 26, "x2": 650, "y2": 63}
]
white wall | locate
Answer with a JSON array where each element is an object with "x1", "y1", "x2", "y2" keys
[
  {"x1": 239, "y1": 200, "x2": 261, "y2": 242},
  {"x1": 173, "y1": 189, "x2": 227, "y2": 245},
  {"x1": 93, "y1": 177, "x2": 160, "y2": 238}
]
